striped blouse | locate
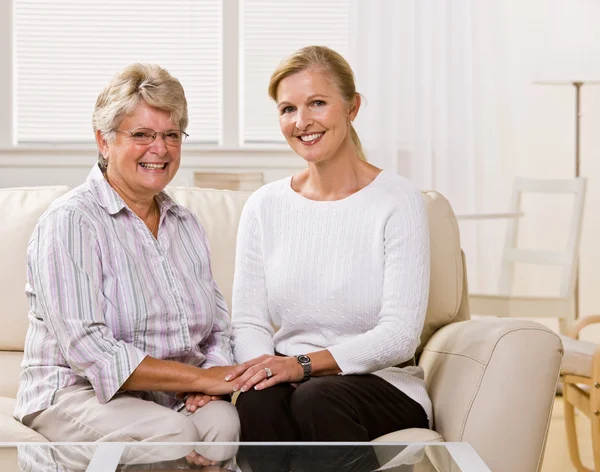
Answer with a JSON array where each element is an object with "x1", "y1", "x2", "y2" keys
[{"x1": 14, "y1": 164, "x2": 233, "y2": 421}]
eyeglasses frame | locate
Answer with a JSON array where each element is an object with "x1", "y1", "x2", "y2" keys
[{"x1": 114, "y1": 128, "x2": 189, "y2": 146}]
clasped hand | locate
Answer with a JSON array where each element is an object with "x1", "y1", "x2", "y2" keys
[
  {"x1": 182, "y1": 355, "x2": 304, "y2": 411},
  {"x1": 176, "y1": 392, "x2": 225, "y2": 413},
  {"x1": 224, "y1": 354, "x2": 304, "y2": 393}
]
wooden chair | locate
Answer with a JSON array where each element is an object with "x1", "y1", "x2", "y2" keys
[
  {"x1": 561, "y1": 315, "x2": 600, "y2": 471},
  {"x1": 469, "y1": 177, "x2": 587, "y2": 334}
]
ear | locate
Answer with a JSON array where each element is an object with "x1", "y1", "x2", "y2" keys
[
  {"x1": 348, "y1": 93, "x2": 361, "y2": 122},
  {"x1": 95, "y1": 130, "x2": 110, "y2": 159}
]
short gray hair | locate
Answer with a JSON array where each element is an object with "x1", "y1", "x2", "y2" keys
[{"x1": 92, "y1": 63, "x2": 188, "y2": 168}]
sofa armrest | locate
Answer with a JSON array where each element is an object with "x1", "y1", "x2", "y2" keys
[{"x1": 418, "y1": 318, "x2": 562, "y2": 472}]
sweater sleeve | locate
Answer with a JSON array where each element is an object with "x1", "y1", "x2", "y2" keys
[
  {"x1": 327, "y1": 188, "x2": 430, "y2": 374},
  {"x1": 231, "y1": 197, "x2": 276, "y2": 363}
]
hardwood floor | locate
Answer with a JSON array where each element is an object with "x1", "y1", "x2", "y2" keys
[{"x1": 541, "y1": 397, "x2": 595, "y2": 472}]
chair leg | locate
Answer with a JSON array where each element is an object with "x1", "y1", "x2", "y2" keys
[
  {"x1": 564, "y1": 395, "x2": 593, "y2": 472},
  {"x1": 593, "y1": 413, "x2": 600, "y2": 472},
  {"x1": 591, "y1": 351, "x2": 600, "y2": 471}
]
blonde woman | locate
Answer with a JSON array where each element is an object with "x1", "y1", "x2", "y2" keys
[{"x1": 223, "y1": 45, "x2": 432, "y2": 470}]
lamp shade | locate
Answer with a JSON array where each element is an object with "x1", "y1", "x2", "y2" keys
[{"x1": 536, "y1": 0, "x2": 600, "y2": 83}]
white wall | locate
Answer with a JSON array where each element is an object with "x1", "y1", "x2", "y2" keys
[{"x1": 470, "y1": 0, "x2": 600, "y2": 341}]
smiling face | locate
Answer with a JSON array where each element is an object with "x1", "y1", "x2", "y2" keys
[
  {"x1": 97, "y1": 100, "x2": 181, "y2": 203},
  {"x1": 276, "y1": 69, "x2": 359, "y2": 164}
]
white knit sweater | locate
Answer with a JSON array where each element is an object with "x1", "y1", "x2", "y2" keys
[{"x1": 231, "y1": 171, "x2": 432, "y2": 425}]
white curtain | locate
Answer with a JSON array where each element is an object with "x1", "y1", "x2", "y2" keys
[{"x1": 349, "y1": 0, "x2": 506, "y2": 291}]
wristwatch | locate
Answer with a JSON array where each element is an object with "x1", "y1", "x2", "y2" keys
[{"x1": 296, "y1": 354, "x2": 312, "y2": 382}]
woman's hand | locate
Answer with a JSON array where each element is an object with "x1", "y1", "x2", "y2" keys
[
  {"x1": 121, "y1": 358, "x2": 237, "y2": 396},
  {"x1": 183, "y1": 393, "x2": 226, "y2": 412},
  {"x1": 181, "y1": 365, "x2": 237, "y2": 396},
  {"x1": 185, "y1": 450, "x2": 221, "y2": 468},
  {"x1": 225, "y1": 354, "x2": 304, "y2": 392}
]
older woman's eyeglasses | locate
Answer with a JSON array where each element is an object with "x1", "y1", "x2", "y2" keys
[{"x1": 114, "y1": 128, "x2": 189, "y2": 146}]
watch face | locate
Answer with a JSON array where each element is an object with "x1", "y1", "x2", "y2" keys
[{"x1": 297, "y1": 355, "x2": 310, "y2": 364}]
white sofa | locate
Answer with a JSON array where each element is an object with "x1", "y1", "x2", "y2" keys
[{"x1": 0, "y1": 184, "x2": 563, "y2": 471}]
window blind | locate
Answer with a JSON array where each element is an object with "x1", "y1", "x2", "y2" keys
[
  {"x1": 15, "y1": 0, "x2": 221, "y2": 144},
  {"x1": 241, "y1": 0, "x2": 351, "y2": 144}
]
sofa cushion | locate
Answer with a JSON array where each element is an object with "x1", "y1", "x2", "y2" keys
[
  {"x1": 0, "y1": 397, "x2": 47, "y2": 442},
  {"x1": 419, "y1": 191, "x2": 464, "y2": 351},
  {"x1": 1, "y1": 185, "x2": 464, "y2": 356},
  {"x1": 166, "y1": 187, "x2": 252, "y2": 310},
  {"x1": 0, "y1": 352, "x2": 24, "y2": 399},
  {"x1": 373, "y1": 428, "x2": 443, "y2": 442},
  {"x1": 0, "y1": 186, "x2": 71, "y2": 351},
  {"x1": 560, "y1": 335, "x2": 597, "y2": 377}
]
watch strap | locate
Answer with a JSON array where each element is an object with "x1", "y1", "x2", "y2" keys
[{"x1": 296, "y1": 355, "x2": 312, "y2": 382}]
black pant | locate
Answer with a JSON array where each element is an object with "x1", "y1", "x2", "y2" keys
[{"x1": 236, "y1": 374, "x2": 428, "y2": 472}]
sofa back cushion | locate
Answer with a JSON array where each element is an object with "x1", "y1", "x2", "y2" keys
[
  {"x1": 0, "y1": 352, "x2": 25, "y2": 398},
  {"x1": 166, "y1": 187, "x2": 252, "y2": 310},
  {"x1": 168, "y1": 187, "x2": 466, "y2": 352},
  {"x1": 0, "y1": 185, "x2": 465, "y2": 356},
  {"x1": 419, "y1": 191, "x2": 468, "y2": 352},
  {"x1": 0, "y1": 187, "x2": 71, "y2": 352}
]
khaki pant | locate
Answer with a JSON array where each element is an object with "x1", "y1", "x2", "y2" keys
[{"x1": 23, "y1": 384, "x2": 240, "y2": 468}]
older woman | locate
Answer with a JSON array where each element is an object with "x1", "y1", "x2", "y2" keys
[
  {"x1": 223, "y1": 45, "x2": 431, "y2": 471},
  {"x1": 14, "y1": 64, "x2": 238, "y2": 454}
]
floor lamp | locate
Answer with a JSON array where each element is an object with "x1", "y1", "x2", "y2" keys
[
  {"x1": 533, "y1": 81, "x2": 599, "y2": 321},
  {"x1": 532, "y1": 82, "x2": 598, "y2": 180},
  {"x1": 534, "y1": 0, "x2": 600, "y2": 323}
]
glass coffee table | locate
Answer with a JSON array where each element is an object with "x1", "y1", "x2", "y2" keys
[{"x1": 0, "y1": 441, "x2": 490, "y2": 471}]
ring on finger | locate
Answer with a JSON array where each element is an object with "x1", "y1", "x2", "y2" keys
[{"x1": 264, "y1": 367, "x2": 273, "y2": 379}]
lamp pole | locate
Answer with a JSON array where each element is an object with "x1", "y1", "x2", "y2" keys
[
  {"x1": 573, "y1": 81, "x2": 582, "y2": 321},
  {"x1": 574, "y1": 82, "x2": 582, "y2": 178}
]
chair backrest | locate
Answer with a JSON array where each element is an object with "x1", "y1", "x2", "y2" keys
[{"x1": 499, "y1": 177, "x2": 587, "y2": 298}]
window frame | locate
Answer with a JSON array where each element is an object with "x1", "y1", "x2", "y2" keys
[
  {"x1": 0, "y1": 0, "x2": 294, "y2": 154},
  {"x1": 0, "y1": 0, "x2": 14, "y2": 149}
]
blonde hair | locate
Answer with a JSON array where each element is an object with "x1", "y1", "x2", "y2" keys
[
  {"x1": 268, "y1": 46, "x2": 365, "y2": 160},
  {"x1": 92, "y1": 63, "x2": 188, "y2": 168}
]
